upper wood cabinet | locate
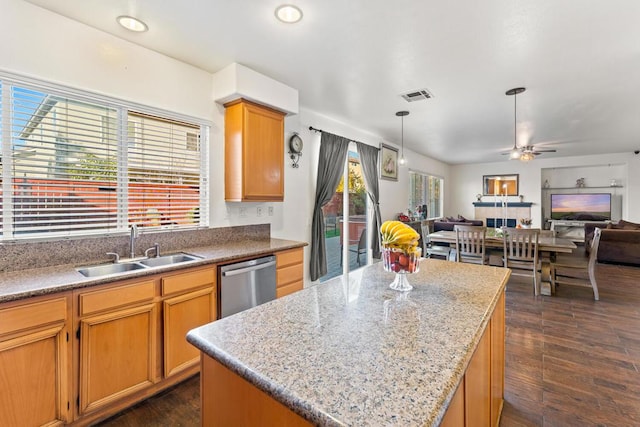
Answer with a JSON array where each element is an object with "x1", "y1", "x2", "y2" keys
[{"x1": 225, "y1": 99, "x2": 285, "y2": 202}]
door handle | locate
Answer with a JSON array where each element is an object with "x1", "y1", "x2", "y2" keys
[{"x1": 221, "y1": 261, "x2": 276, "y2": 277}]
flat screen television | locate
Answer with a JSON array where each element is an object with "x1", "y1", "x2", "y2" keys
[{"x1": 550, "y1": 193, "x2": 611, "y2": 221}]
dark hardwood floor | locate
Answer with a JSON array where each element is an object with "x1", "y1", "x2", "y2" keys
[{"x1": 95, "y1": 254, "x2": 640, "y2": 427}]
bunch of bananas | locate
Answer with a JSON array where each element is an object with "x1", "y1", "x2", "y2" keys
[{"x1": 380, "y1": 220, "x2": 421, "y2": 254}]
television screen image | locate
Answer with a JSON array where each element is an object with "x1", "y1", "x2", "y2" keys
[{"x1": 550, "y1": 193, "x2": 611, "y2": 221}]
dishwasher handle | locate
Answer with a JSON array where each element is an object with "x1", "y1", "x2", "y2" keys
[{"x1": 221, "y1": 260, "x2": 276, "y2": 277}]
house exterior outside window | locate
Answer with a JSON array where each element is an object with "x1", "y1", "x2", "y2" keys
[{"x1": 0, "y1": 76, "x2": 210, "y2": 240}]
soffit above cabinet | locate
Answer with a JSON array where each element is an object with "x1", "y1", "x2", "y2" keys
[{"x1": 213, "y1": 63, "x2": 298, "y2": 115}]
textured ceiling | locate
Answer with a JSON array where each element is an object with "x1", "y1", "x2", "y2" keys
[{"x1": 24, "y1": 0, "x2": 640, "y2": 164}]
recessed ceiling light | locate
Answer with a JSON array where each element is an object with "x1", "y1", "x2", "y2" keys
[
  {"x1": 275, "y1": 5, "x2": 303, "y2": 23},
  {"x1": 116, "y1": 15, "x2": 148, "y2": 32}
]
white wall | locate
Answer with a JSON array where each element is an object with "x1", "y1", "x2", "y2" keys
[
  {"x1": 0, "y1": 0, "x2": 214, "y2": 121},
  {"x1": 451, "y1": 152, "x2": 640, "y2": 227}
]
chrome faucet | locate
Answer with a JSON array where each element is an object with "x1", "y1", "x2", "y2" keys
[
  {"x1": 130, "y1": 224, "x2": 139, "y2": 258},
  {"x1": 145, "y1": 243, "x2": 160, "y2": 258}
]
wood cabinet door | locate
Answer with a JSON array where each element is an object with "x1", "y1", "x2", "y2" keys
[
  {"x1": 79, "y1": 303, "x2": 157, "y2": 414},
  {"x1": 0, "y1": 325, "x2": 69, "y2": 426},
  {"x1": 465, "y1": 327, "x2": 491, "y2": 427},
  {"x1": 225, "y1": 99, "x2": 285, "y2": 201},
  {"x1": 0, "y1": 296, "x2": 70, "y2": 426},
  {"x1": 242, "y1": 101, "x2": 284, "y2": 201},
  {"x1": 163, "y1": 287, "x2": 215, "y2": 377}
]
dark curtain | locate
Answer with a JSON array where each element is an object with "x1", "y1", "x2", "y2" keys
[
  {"x1": 310, "y1": 132, "x2": 350, "y2": 281},
  {"x1": 355, "y1": 142, "x2": 382, "y2": 259}
]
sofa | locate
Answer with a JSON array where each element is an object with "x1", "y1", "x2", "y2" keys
[
  {"x1": 584, "y1": 220, "x2": 640, "y2": 266},
  {"x1": 434, "y1": 216, "x2": 483, "y2": 232}
]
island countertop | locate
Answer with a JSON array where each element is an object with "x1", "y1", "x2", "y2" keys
[{"x1": 187, "y1": 259, "x2": 510, "y2": 426}]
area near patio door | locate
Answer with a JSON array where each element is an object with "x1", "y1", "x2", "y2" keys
[{"x1": 321, "y1": 148, "x2": 369, "y2": 281}]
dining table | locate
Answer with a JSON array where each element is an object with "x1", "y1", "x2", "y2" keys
[{"x1": 427, "y1": 230, "x2": 577, "y2": 296}]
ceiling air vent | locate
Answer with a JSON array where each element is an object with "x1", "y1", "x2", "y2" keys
[{"x1": 400, "y1": 88, "x2": 434, "y2": 102}]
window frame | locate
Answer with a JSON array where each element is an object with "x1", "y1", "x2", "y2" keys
[
  {"x1": 0, "y1": 72, "x2": 211, "y2": 242},
  {"x1": 408, "y1": 169, "x2": 444, "y2": 220}
]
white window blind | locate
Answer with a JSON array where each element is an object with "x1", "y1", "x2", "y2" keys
[{"x1": 0, "y1": 79, "x2": 209, "y2": 240}]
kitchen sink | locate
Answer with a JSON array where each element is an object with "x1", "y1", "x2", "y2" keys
[
  {"x1": 77, "y1": 253, "x2": 201, "y2": 277},
  {"x1": 77, "y1": 261, "x2": 147, "y2": 277},
  {"x1": 138, "y1": 253, "x2": 201, "y2": 268}
]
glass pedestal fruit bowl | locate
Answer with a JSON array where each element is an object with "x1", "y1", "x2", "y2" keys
[{"x1": 381, "y1": 246, "x2": 421, "y2": 291}]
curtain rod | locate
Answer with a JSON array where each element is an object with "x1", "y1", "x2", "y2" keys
[{"x1": 308, "y1": 126, "x2": 379, "y2": 150}]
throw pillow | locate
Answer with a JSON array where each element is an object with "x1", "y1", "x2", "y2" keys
[
  {"x1": 457, "y1": 215, "x2": 467, "y2": 222},
  {"x1": 446, "y1": 216, "x2": 456, "y2": 222}
]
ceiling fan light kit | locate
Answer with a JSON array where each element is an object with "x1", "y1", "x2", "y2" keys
[{"x1": 503, "y1": 87, "x2": 557, "y2": 161}]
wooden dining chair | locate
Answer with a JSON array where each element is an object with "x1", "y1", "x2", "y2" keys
[
  {"x1": 454, "y1": 225, "x2": 489, "y2": 265},
  {"x1": 421, "y1": 223, "x2": 452, "y2": 260},
  {"x1": 550, "y1": 227, "x2": 601, "y2": 300},
  {"x1": 503, "y1": 228, "x2": 540, "y2": 294}
]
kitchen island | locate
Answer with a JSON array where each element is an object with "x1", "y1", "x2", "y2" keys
[{"x1": 188, "y1": 259, "x2": 509, "y2": 426}]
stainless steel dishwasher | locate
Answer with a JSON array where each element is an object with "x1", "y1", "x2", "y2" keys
[{"x1": 219, "y1": 255, "x2": 277, "y2": 318}]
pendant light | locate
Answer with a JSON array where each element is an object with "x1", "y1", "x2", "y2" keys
[
  {"x1": 396, "y1": 111, "x2": 409, "y2": 165},
  {"x1": 505, "y1": 87, "x2": 525, "y2": 160}
]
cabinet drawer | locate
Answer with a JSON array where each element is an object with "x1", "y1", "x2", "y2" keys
[
  {"x1": 276, "y1": 281, "x2": 303, "y2": 298},
  {"x1": 277, "y1": 248, "x2": 303, "y2": 268},
  {"x1": 79, "y1": 281, "x2": 155, "y2": 316},
  {"x1": 162, "y1": 268, "x2": 215, "y2": 296},
  {"x1": 0, "y1": 297, "x2": 67, "y2": 337},
  {"x1": 277, "y1": 263, "x2": 303, "y2": 288}
]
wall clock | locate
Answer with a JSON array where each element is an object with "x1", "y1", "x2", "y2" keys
[{"x1": 288, "y1": 133, "x2": 303, "y2": 168}]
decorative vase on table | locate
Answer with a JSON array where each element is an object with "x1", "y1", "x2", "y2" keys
[{"x1": 380, "y1": 220, "x2": 422, "y2": 292}]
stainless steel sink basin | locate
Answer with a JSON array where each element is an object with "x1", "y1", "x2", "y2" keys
[
  {"x1": 77, "y1": 252, "x2": 201, "y2": 278},
  {"x1": 77, "y1": 262, "x2": 147, "y2": 277},
  {"x1": 138, "y1": 253, "x2": 201, "y2": 268}
]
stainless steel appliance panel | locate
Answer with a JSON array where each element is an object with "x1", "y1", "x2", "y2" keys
[{"x1": 219, "y1": 255, "x2": 276, "y2": 318}]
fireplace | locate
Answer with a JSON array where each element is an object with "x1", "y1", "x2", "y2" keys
[
  {"x1": 473, "y1": 202, "x2": 533, "y2": 228},
  {"x1": 486, "y1": 218, "x2": 517, "y2": 228}
]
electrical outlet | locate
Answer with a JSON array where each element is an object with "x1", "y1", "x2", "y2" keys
[
  {"x1": 239, "y1": 207, "x2": 247, "y2": 217},
  {"x1": 257, "y1": 207, "x2": 264, "y2": 217},
  {"x1": 268, "y1": 206, "x2": 274, "y2": 216}
]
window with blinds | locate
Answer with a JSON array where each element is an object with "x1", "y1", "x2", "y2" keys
[
  {"x1": 0, "y1": 79, "x2": 209, "y2": 240},
  {"x1": 409, "y1": 170, "x2": 443, "y2": 219}
]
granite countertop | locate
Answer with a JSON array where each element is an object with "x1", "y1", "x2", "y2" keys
[
  {"x1": 187, "y1": 259, "x2": 510, "y2": 427},
  {"x1": 0, "y1": 238, "x2": 306, "y2": 303}
]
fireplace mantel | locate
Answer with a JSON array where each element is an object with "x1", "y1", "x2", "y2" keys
[{"x1": 472, "y1": 202, "x2": 533, "y2": 207}]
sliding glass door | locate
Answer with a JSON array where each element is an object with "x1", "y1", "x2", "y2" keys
[{"x1": 320, "y1": 144, "x2": 369, "y2": 282}]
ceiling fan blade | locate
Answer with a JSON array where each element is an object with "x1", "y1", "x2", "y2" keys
[{"x1": 533, "y1": 148, "x2": 557, "y2": 153}]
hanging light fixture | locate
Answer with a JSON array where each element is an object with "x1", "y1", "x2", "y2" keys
[
  {"x1": 396, "y1": 111, "x2": 409, "y2": 165},
  {"x1": 505, "y1": 87, "x2": 525, "y2": 160}
]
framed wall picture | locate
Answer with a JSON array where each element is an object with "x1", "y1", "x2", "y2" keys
[{"x1": 379, "y1": 143, "x2": 398, "y2": 181}]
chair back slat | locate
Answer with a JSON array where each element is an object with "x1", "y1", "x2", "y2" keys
[{"x1": 454, "y1": 225, "x2": 487, "y2": 264}]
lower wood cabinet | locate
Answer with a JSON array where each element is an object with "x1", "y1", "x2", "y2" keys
[
  {"x1": 162, "y1": 268, "x2": 216, "y2": 378},
  {"x1": 72, "y1": 265, "x2": 216, "y2": 424},
  {"x1": 276, "y1": 248, "x2": 304, "y2": 298},
  {"x1": 78, "y1": 301, "x2": 158, "y2": 414},
  {"x1": 0, "y1": 294, "x2": 71, "y2": 427},
  {"x1": 441, "y1": 290, "x2": 505, "y2": 427}
]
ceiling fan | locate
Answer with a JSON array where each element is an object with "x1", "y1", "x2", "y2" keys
[{"x1": 500, "y1": 87, "x2": 557, "y2": 161}]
